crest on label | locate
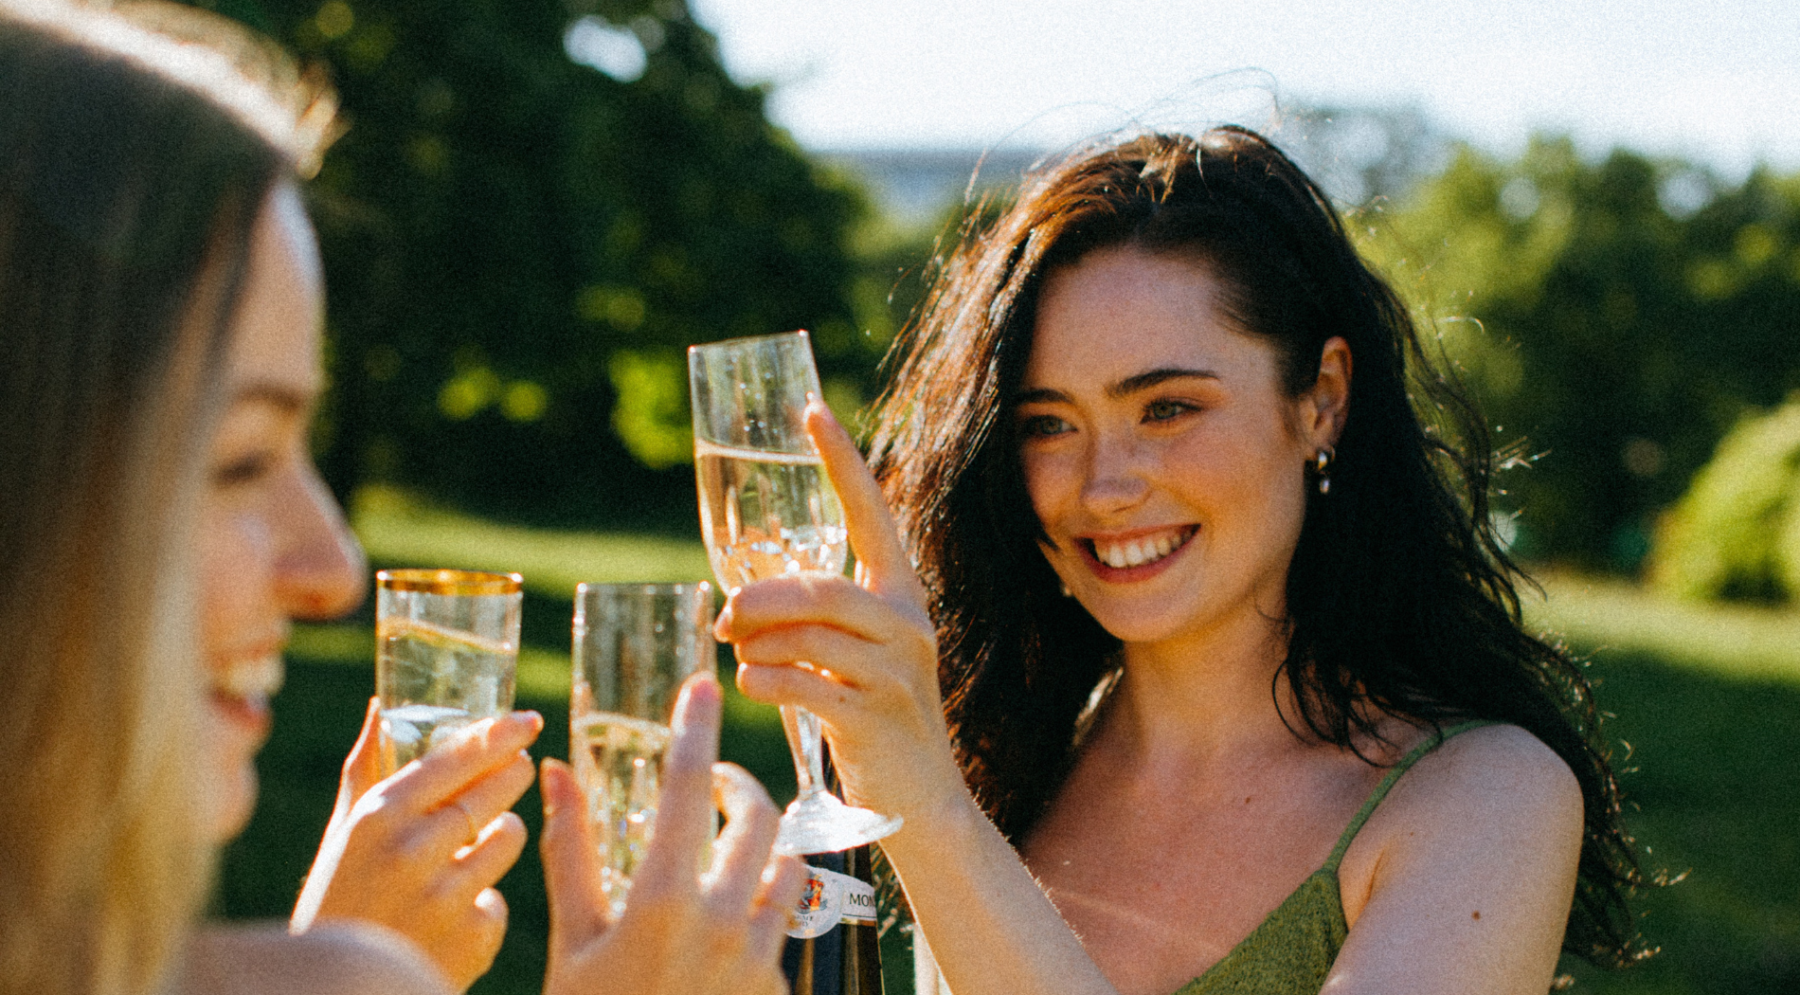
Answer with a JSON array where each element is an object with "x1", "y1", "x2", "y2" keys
[{"x1": 787, "y1": 867, "x2": 844, "y2": 939}]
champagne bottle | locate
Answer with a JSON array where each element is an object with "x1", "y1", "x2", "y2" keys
[{"x1": 781, "y1": 750, "x2": 885, "y2": 995}]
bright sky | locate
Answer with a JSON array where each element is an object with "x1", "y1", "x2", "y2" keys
[{"x1": 685, "y1": 0, "x2": 1800, "y2": 177}]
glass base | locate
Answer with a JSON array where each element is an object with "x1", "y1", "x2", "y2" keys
[{"x1": 774, "y1": 791, "x2": 903, "y2": 856}]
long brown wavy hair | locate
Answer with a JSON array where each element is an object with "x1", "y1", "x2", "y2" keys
[{"x1": 867, "y1": 127, "x2": 1648, "y2": 968}]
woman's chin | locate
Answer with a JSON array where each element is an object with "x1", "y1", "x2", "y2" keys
[
  {"x1": 206, "y1": 766, "x2": 260, "y2": 842},
  {"x1": 203, "y1": 692, "x2": 270, "y2": 841}
]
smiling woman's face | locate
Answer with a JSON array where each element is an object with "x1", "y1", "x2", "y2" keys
[
  {"x1": 198, "y1": 182, "x2": 364, "y2": 841},
  {"x1": 1016, "y1": 247, "x2": 1338, "y2": 654}
]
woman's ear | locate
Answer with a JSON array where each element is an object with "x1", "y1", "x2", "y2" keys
[{"x1": 1302, "y1": 336, "x2": 1352, "y2": 449}]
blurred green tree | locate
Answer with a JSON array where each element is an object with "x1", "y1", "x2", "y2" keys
[
  {"x1": 1365, "y1": 137, "x2": 1800, "y2": 571},
  {"x1": 186, "y1": 0, "x2": 884, "y2": 529},
  {"x1": 1647, "y1": 397, "x2": 1800, "y2": 603}
]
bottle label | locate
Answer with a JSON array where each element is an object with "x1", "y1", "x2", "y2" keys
[{"x1": 785, "y1": 864, "x2": 878, "y2": 938}]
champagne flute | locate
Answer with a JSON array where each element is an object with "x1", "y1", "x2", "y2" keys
[
  {"x1": 375, "y1": 568, "x2": 522, "y2": 777},
  {"x1": 688, "y1": 330, "x2": 902, "y2": 855},
  {"x1": 570, "y1": 582, "x2": 713, "y2": 916}
]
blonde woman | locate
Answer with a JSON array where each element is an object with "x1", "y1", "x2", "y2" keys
[{"x1": 0, "y1": 5, "x2": 803, "y2": 995}]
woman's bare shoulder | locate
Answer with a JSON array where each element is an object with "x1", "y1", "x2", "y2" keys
[
  {"x1": 1328, "y1": 725, "x2": 1586, "y2": 991},
  {"x1": 1374, "y1": 721, "x2": 1582, "y2": 833},
  {"x1": 184, "y1": 921, "x2": 453, "y2": 995},
  {"x1": 1412, "y1": 722, "x2": 1579, "y2": 802},
  {"x1": 1343, "y1": 722, "x2": 1584, "y2": 909}
]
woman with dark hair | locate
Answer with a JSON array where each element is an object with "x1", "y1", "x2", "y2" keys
[
  {"x1": 0, "y1": 5, "x2": 801, "y2": 995},
  {"x1": 719, "y1": 127, "x2": 1646, "y2": 994}
]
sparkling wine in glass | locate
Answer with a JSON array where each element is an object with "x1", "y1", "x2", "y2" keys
[
  {"x1": 375, "y1": 569, "x2": 522, "y2": 777},
  {"x1": 570, "y1": 582, "x2": 713, "y2": 915},
  {"x1": 688, "y1": 330, "x2": 902, "y2": 855}
]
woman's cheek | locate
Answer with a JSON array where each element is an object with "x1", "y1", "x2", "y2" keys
[
  {"x1": 195, "y1": 505, "x2": 273, "y2": 842},
  {"x1": 198, "y1": 507, "x2": 272, "y2": 653},
  {"x1": 200, "y1": 708, "x2": 261, "y2": 841}
]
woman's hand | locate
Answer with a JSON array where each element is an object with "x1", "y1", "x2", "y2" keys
[
  {"x1": 715, "y1": 400, "x2": 968, "y2": 828},
  {"x1": 291, "y1": 703, "x2": 541, "y2": 992},
  {"x1": 720, "y1": 404, "x2": 1122, "y2": 995},
  {"x1": 540, "y1": 673, "x2": 806, "y2": 995}
]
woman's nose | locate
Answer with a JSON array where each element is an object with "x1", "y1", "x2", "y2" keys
[
  {"x1": 1079, "y1": 431, "x2": 1151, "y2": 516},
  {"x1": 275, "y1": 463, "x2": 367, "y2": 620}
]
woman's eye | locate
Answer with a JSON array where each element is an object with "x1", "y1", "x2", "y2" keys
[
  {"x1": 1144, "y1": 399, "x2": 1196, "y2": 423},
  {"x1": 1018, "y1": 414, "x2": 1071, "y2": 438},
  {"x1": 212, "y1": 452, "x2": 273, "y2": 487}
]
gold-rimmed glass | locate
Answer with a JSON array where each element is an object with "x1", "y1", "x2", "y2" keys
[{"x1": 374, "y1": 568, "x2": 522, "y2": 777}]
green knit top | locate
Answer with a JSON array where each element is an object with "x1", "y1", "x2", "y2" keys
[{"x1": 1170, "y1": 721, "x2": 1496, "y2": 995}]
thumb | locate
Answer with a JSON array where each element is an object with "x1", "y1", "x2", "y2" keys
[
  {"x1": 340, "y1": 697, "x2": 385, "y2": 802},
  {"x1": 540, "y1": 757, "x2": 607, "y2": 946},
  {"x1": 804, "y1": 400, "x2": 927, "y2": 610}
]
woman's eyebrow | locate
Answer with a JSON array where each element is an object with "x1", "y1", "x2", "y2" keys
[
  {"x1": 1014, "y1": 387, "x2": 1069, "y2": 405},
  {"x1": 1107, "y1": 367, "x2": 1218, "y2": 399},
  {"x1": 230, "y1": 382, "x2": 315, "y2": 414},
  {"x1": 1015, "y1": 368, "x2": 1220, "y2": 406}
]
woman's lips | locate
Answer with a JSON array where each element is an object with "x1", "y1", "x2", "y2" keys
[
  {"x1": 209, "y1": 687, "x2": 273, "y2": 741},
  {"x1": 208, "y1": 653, "x2": 282, "y2": 740},
  {"x1": 1078, "y1": 525, "x2": 1198, "y2": 581}
]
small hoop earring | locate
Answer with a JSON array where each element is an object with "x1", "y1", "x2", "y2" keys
[{"x1": 1313, "y1": 446, "x2": 1335, "y2": 495}]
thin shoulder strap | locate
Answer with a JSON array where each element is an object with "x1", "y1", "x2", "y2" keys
[{"x1": 1323, "y1": 720, "x2": 1498, "y2": 873}]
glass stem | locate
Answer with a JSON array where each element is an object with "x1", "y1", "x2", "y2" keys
[{"x1": 784, "y1": 705, "x2": 828, "y2": 802}]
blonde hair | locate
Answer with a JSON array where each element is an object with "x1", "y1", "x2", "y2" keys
[{"x1": 0, "y1": 5, "x2": 332, "y2": 994}]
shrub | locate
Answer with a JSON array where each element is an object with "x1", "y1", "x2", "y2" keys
[{"x1": 1648, "y1": 398, "x2": 1800, "y2": 602}]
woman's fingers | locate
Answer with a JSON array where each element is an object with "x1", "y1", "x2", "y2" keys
[
  {"x1": 385, "y1": 711, "x2": 543, "y2": 813},
  {"x1": 630, "y1": 674, "x2": 722, "y2": 896},
  {"x1": 450, "y1": 811, "x2": 529, "y2": 894},
  {"x1": 717, "y1": 570, "x2": 924, "y2": 650},
  {"x1": 421, "y1": 749, "x2": 536, "y2": 855},
  {"x1": 730, "y1": 620, "x2": 918, "y2": 694},
  {"x1": 804, "y1": 400, "x2": 928, "y2": 609},
  {"x1": 746, "y1": 857, "x2": 809, "y2": 964},
  {"x1": 538, "y1": 685, "x2": 799, "y2": 995},
  {"x1": 735, "y1": 660, "x2": 869, "y2": 726},
  {"x1": 466, "y1": 887, "x2": 510, "y2": 971},
  {"x1": 539, "y1": 757, "x2": 607, "y2": 940},
  {"x1": 703, "y1": 763, "x2": 782, "y2": 913},
  {"x1": 472, "y1": 886, "x2": 509, "y2": 942},
  {"x1": 340, "y1": 698, "x2": 386, "y2": 802}
]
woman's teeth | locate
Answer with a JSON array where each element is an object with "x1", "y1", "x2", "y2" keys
[
  {"x1": 1093, "y1": 528, "x2": 1192, "y2": 569},
  {"x1": 213, "y1": 656, "x2": 284, "y2": 701}
]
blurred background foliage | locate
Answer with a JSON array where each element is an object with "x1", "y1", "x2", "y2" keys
[
  {"x1": 193, "y1": 0, "x2": 894, "y2": 531},
  {"x1": 1647, "y1": 398, "x2": 1800, "y2": 603},
  {"x1": 190, "y1": 0, "x2": 1800, "y2": 586},
  {"x1": 1362, "y1": 137, "x2": 1800, "y2": 575}
]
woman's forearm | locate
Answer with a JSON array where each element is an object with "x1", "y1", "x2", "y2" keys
[{"x1": 882, "y1": 791, "x2": 1118, "y2": 995}]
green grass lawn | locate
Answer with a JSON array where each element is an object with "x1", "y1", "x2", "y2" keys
[{"x1": 220, "y1": 494, "x2": 1800, "y2": 994}]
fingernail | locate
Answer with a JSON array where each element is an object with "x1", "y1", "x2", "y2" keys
[
  {"x1": 540, "y1": 769, "x2": 560, "y2": 815},
  {"x1": 538, "y1": 759, "x2": 566, "y2": 804},
  {"x1": 685, "y1": 672, "x2": 722, "y2": 704}
]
